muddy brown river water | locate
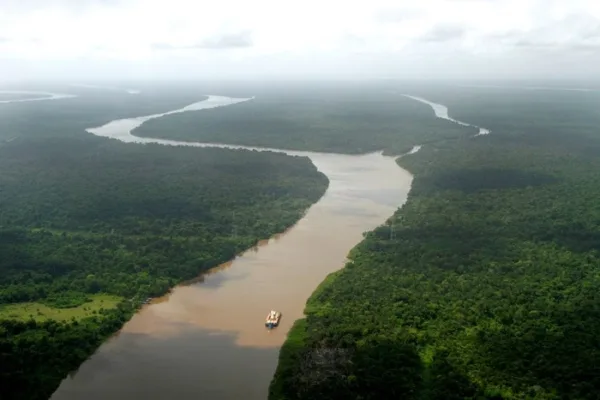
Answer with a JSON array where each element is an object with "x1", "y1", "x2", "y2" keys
[{"x1": 49, "y1": 95, "x2": 416, "y2": 400}]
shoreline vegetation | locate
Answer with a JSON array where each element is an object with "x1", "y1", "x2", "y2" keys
[
  {"x1": 132, "y1": 92, "x2": 477, "y2": 155},
  {"x1": 0, "y1": 134, "x2": 328, "y2": 400},
  {"x1": 3, "y1": 85, "x2": 600, "y2": 400},
  {"x1": 269, "y1": 89, "x2": 600, "y2": 399}
]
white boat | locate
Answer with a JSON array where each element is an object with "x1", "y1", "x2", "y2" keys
[{"x1": 265, "y1": 310, "x2": 282, "y2": 328}]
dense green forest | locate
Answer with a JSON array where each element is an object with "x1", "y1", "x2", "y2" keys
[
  {"x1": 4, "y1": 83, "x2": 600, "y2": 399},
  {"x1": 270, "y1": 88, "x2": 600, "y2": 399},
  {"x1": 134, "y1": 91, "x2": 476, "y2": 154},
  {"x1": 0, "y1": 91, "x2": 328, "y2": 399}
]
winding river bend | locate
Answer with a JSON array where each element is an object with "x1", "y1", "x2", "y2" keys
[
  {"x1": 0, "y1": 90, "x2": 76, "y2": 104},
  {"x1": 49, "y1": 95, "x2": 415, "y2": 400},
  {"x1": 401, "y1": 94, "x2": 490, "y2": 136}
]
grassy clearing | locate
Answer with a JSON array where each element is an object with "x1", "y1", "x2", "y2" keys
[{"x1": 0, "y1": 294, "x2": 123, "y2": 322}]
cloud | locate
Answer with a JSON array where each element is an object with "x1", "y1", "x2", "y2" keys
[
  {"x1": 418, "y1": 25, "x2": 466, "y2": 42},
  {"x1": 513, "y1": 39, "x2": 600, "y2": 52},
  {"x1": 1, "y1": 0, "x2": 600, "y2": 80},
  {"x1": 2, "y1": 0, "x2": 121, "y2": 11},
  {"x1": 196, "y1": 31, "x2": 254, "y2": 49},
  {"x1": 374, "y1": 7, "x2": 423, "y2": 23},
  {"x1": 150, "y1": 42, "x2": 178, "y2": 50},
  {"x1": 151, "y1": 30, "x2": 253, "y2": 51},
  {"x1": 495, "y1": 13, "x2": 600, "y2": 52}
]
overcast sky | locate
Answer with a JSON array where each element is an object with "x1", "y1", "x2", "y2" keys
[{"x1": 1, "y1": 0, "x2": 599, "y2": 81}]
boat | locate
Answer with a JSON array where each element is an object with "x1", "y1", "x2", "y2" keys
[{"x1": 265, "y1": 310, "x2": 282, "y2": 329}]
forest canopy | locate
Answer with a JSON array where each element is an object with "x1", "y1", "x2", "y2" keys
[
  {"x1": 4, "y1": 84, "x2": 600, "y2": 400},
  {"x1": 0, "y1": 132, "x2": 327, "y2": 400},
  {"x1": 269, "y1": 88, "x2": 600, "y2": 400},
  {"x1": 133, "y1": 91, "x2": 476, "y2": 155}
]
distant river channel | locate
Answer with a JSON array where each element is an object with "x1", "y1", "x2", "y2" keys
[{"x1": 49, "y1": 95, "x2": 415, "y2": 400}]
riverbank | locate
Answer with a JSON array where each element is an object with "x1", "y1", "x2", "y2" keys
[
  {"x1": 45, "y1": 95, "x2": 415, "y2": 399},
  {"x1": 0, "y1": 93, "x2": 331, "y2": 400},
  {"x1": 268, "y1": 89, "x2": 600, "y2": 399},
  {"x1": 131, "y1": 92, "x2": 477, "y2": 155},
  {"x1": 50, "y1": 153, "x2": 413, "y2": 400}
]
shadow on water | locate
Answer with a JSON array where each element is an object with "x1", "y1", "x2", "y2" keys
[
  {"x1": 148, "y1": 234, "x2": 285, "y2": 297},
  {"x1": 173, "y1": 260, "x2": 252, "y2": 291},
  {"x1": 55, "y1": 328, "x2": 280, "y2": 400}
]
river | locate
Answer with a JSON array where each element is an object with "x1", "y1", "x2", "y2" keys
[
  {"x1": 0, "y1": 90, "x2": 76, "y2": 104},
  {"x1": 401, "y1": 94, "x2": 490, "y2": 136},
  {"x1": 49, "y1": 95, "x2": 416, "y2": 400}
]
